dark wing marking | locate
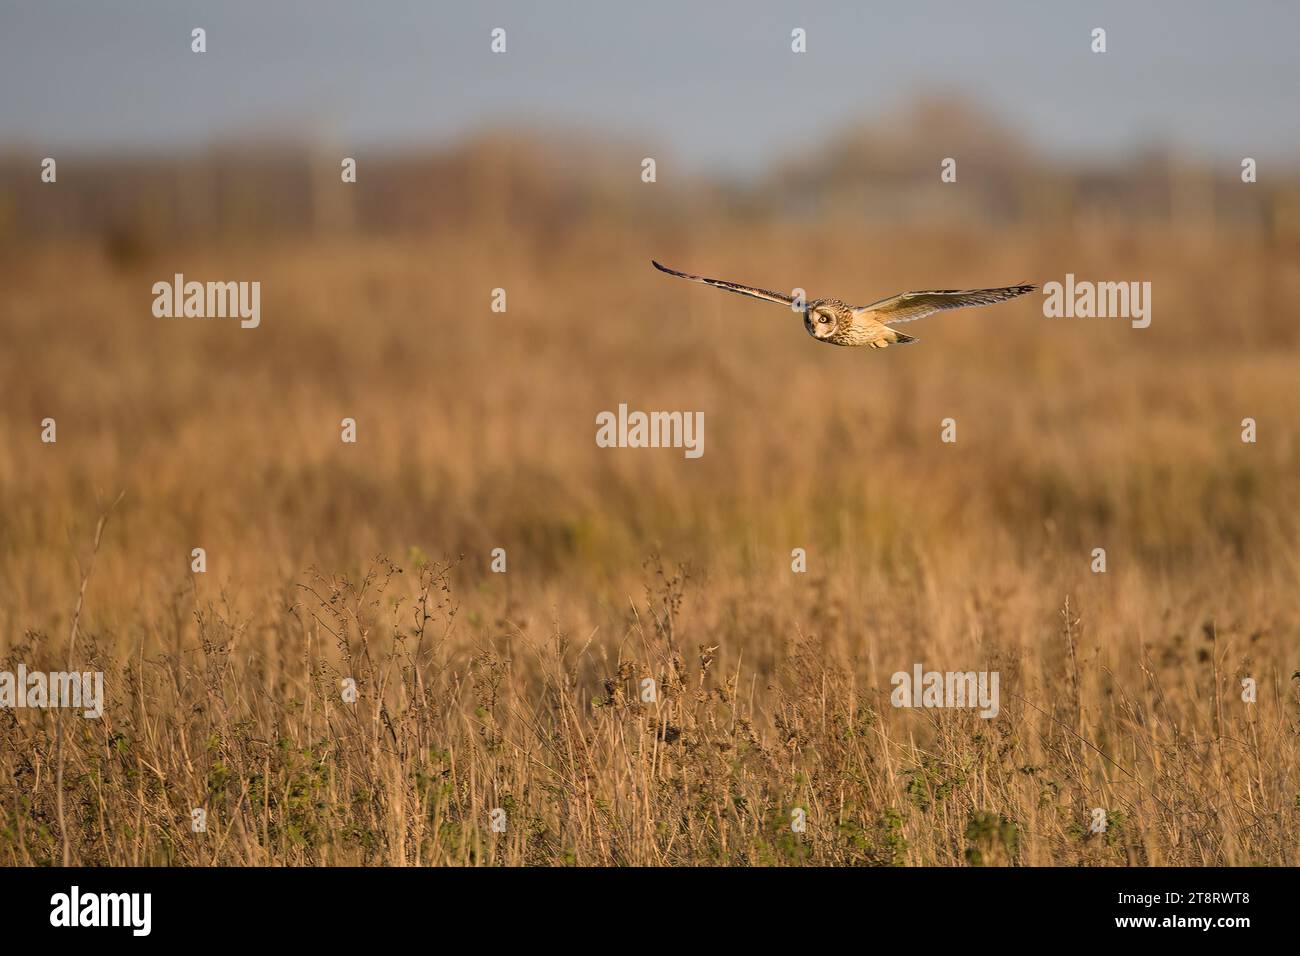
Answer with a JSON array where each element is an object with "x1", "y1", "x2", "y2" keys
[
  {"x1": 858, "y1": 284, "x2": 1037, "y2": 324},
  {"x1": 652, "y1": 260, "x2": 795, "y2": 308}
]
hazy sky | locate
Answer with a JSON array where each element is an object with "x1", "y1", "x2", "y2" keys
[{"x1": 3, "y1": 1, "x2": 1299, "y2": 172}]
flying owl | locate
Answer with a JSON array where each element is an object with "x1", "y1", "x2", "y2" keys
[{"x1": 652, "y1": 260, "x2": 1035, "y2": 348}]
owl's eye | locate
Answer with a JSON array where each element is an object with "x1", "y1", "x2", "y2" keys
[{"x1": 817, "y1": 314, "x2": 832, "y2": 324}]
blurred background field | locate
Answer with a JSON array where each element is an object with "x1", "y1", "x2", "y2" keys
[{"x1": 0, "y1": 1, "x2": 1298, "y2": 866}]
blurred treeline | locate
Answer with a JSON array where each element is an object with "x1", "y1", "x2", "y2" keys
[{"x1": 2, "y1": 96, "x2": 1299, "y2": 251}]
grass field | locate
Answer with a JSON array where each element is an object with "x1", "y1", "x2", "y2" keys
[{"x1": 2, "y1": 219, "x2": 1298, "y2": 865}]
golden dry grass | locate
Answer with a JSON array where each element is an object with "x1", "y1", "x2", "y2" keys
[{"x1": 1, "y1": 220, "x2": 1298, "y2": 865}]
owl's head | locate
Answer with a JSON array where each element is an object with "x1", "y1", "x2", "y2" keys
[{"x1": 803, "y1": 300, "x2": 842, "y2": 341}]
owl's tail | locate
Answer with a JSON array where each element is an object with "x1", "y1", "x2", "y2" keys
[{"x1": 869, "y1": 326, "x2": 918, "y2": 348}]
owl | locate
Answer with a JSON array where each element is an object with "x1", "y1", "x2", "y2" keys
[{"x1": 653, "y1": 260, "x2": 1035, "y2": 348}]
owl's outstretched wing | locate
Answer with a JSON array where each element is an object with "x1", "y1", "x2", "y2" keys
[
  {"x1": 652, "y1": 260, "x2": 796, "y2": 308},
  {"x1": 857, "y1": 284, "x2": 1037, "y2": 324}
]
